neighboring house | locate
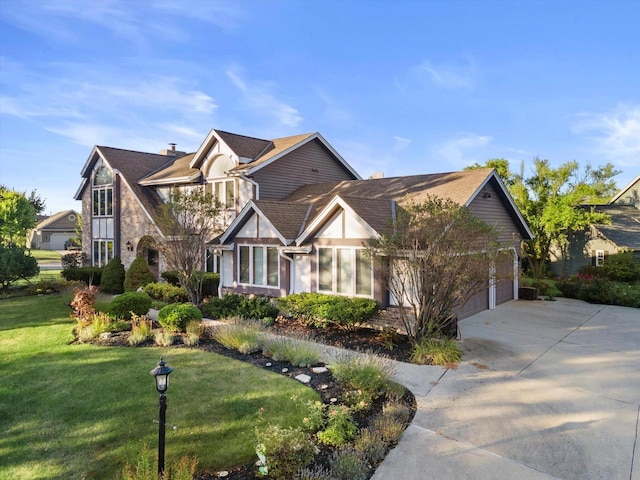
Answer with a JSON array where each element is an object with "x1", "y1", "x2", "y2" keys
[
  {"x1": 75, "y1": 128, "x2": 533, "y2": 318},
  {"x1": 27, "y1": 209, "x2": 80, "y2": 250},
  {"x1": 550, "y1": 174, "x2": 640, "y2": 276}
]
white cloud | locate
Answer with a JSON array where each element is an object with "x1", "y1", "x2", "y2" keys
[
  {"x1": 572, "y1": 104, "x2": 640, "y2": 167},
  {"x1": 226, "y1": 69, "x2": 303, "y2": 128},
  {"x1": 430, "y1": 132, "x2": 493, "y2": 169},
  {"x1": 408, "y1": 59, "x2": 476, "y2": 90},
  {"x1": 393, "y1": 136, "x2": 412, "y2": 151}
]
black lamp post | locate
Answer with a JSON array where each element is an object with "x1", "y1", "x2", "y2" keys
[{"x1": 150, "y1": 358, "x2": 173, "y2": 479}]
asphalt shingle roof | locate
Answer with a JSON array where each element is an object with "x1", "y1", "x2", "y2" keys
[{"x1": 592, "y1": 204, "x2": 640, "y2": 250}]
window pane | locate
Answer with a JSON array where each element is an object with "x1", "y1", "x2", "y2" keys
[
  {"x1": 99, "y1": 189, "x2": 106, "y2": 216},
  {"x1": 267, "y1": 247, "x2": 279, "y2": 287},
  {"x1": 93, "y1": 190, "x2": 99, "y2": 216},
  {"x1": 337, "y1": 248, "x2": 352, "y2": 294},
  {"x1": 215, "y1": 183, "x2": 223, "y2": 205},
  {"x1": 106, "y1": 188, "x2": 113, "y2": 215},
  {"x1": 106, "y1": 241, "x2": 114, "y2": 262},
  {"x1": 253, "y1": 247, "x2": 264, "y2": 285},
  {"x1": 239, "y1": 246, "x2": 250, "y2": 283},
  {"x1": 100, "y1": 241, "x2": 107, "y2": 267},
  {"x1": 225, "y1": 180, "x2": 235, "y2": 209},
  {"x1": 356, "y1": 250, "x2": 372, "y2": 296},
  {"x1": 93, "y1": 241, "x2": 99, "y2": 266},
  {"x1": 318, "y1": 248, "x2": 333, "y2": 291}
]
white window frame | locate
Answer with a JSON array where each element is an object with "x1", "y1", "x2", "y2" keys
[
  {"x1": 595, "y1": 249, "x2": 605, "y2": 266},
  {"x1": 93, "y1": 239, "x2": 114, "y2": 267},
  {"x1": 317, "y1": 247, "x2": 373, "y2": 297},
  {"x1": 238, "y1": 245, "x2": 279, "y2": 288},
  {"x1": 207, "y1": 179, "x2": 236, "y2": 209}
]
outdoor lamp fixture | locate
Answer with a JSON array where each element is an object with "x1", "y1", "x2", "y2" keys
[
  {"x1": 150, "y1": 358, "x2": 173, "y2": 479},
  {"x1": 126, "y1": 241, "x2": 133, "y2": 251}
]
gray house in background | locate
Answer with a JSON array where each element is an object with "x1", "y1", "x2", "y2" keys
[
  {"x1": 550, "y1": 174, "x2": 640, "y2": 276},
  {"x1": 27, "y1": 209, "x2": 80, "y2": 250}
]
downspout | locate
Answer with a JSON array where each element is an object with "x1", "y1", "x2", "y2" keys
[
  {"x1": 511, "y1": 246, "x2": 519, "y2": 300},
  {"x1": 239, "y1": 174, "x2": 260, "y2": 200},
  {"x1": 279, "y1": 249, "x2": 294, "y2": 296}
]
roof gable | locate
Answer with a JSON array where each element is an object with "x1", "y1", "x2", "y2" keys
[
  {"x1": 611, "y1": 174, "x2": 640, "y2": 207},
  {"x1": 34, "y1": 210, "x2": 79, "y2": 231},
  {"x1": 591, "y1": 204, "x2": 640, "y2": 250}
]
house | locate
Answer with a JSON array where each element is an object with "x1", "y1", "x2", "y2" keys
[
  {"x1": 75, "y1": 128, "x2": 533, "y2": 318},
  {"x1": 550, "y1": 174, "x2": 640, "y2": 276},
  {"x1": 27, "y1": 209, "x2": 80, "y2": 250}
]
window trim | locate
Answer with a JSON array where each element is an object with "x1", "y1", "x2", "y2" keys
[
  {"x1": 317, "y1": 246, "x2": 373, "y2": 298},
  {"x1": 208, "y1": 179, "x2": 236, "y2": 209},
  {"x1": 92, "y1": 239, "x2": 114, "y2": 267},
  {"x1": 237, "y1": 244, "x2": 279, "y2": 288},
  {"x1": 595, "y1": 249, "x2": 605, "y2": 266}
]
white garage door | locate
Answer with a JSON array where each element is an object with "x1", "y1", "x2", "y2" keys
[{"x1": 50, "y1": 233, "x2": 71, "y2": 250}]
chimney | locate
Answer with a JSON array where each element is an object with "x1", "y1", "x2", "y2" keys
[
  {"x1": 169, "y1": 143, "x2": 176, "y2": 152},
  {"x1": 159, "y1": 143, "x2": 185, "y2": 156}
]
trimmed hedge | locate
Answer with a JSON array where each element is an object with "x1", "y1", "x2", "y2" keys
[
  {"x1": 124, "y1": 256, "x2": 156, "y2": 292},
  {"x1": 202, "y1": 293, "x2": 278, "y2": 321},
  {"x1": 143, "y1": 282, "x2": 189, "y2": 304},
  {"x1": 160, "y1": 271, "x2": 220, "y2": 297},
  {"x1": 61, "y1": 267, "x2": 103, "y2": 286},
  {"x1": 557, "y1": 276, "x2": 640, "y2": 308},
  {"x1": 107, "y1": 291, "x2": 153, "y2": 320},
  {"x1": 101, "y1": 257, "x2": 125, "y2": 294},
  {"x1": 158, "y1": 303, "x2": 203, "y2": 332},
  {"x1": 277, "y1": 293, "x2": 378, "y2": 329}
]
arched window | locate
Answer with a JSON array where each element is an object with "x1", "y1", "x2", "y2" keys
[{"x1": 93, "y1": 165, "x2": 113, "y2": 186}]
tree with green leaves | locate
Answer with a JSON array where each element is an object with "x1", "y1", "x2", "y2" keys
[
  {"x1": 0, "y1": 243, "x2": 39, "y2": 290},
  {"x1": 154, "y1": 188, "x2": 225, "y2": 304},
  {"x1": 369, "y1": 196, "x2": 502, "y2": 342},
  {"x1": 0, "y1": 188, "x2": 37, "y2": 246},
  {"x1": 466, "y1": 158, "x2": 619, "y2": 278}
]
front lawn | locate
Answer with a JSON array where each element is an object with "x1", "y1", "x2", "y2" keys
[
  {"x1": 0, "y1": 295, "x2": 318, "y2": 479},
  {"x1": 29, "y1": 249, "x2": 62, "y2": 264}
]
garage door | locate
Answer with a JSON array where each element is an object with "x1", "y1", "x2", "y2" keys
[
  {"x1": 458, "y1": 281, "x2": 489, "y2": 319},
  {"x1": 496, "y1": 254, "x2": 514, "y2": 306},
  {"x1": 50, "y1": 233, "x2": 71, "y2": 250}
]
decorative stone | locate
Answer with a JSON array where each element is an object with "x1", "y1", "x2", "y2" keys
[
  {"x1": 330, "y1": 397, "x2": 337, "y2": 403},
  {"x1": 320, "y1": 384, "x2": 328, "y2": 390},
  {"x1": 281, "y1": 368, "x2": 288, "y2": 373},
  {"x1": 312, "y1": 366, "x2": 328, "y2": 374},
  {"x1": 265, "y1": 362, "x2": 272, "y2": 367},
  {"x1": 217, "y1": 471, "x2": 229, "y2": 478},
  {"x1": 295, "y1": 374, "x2": 311, "y2": 384},
  {"x1": 99, "y1": 332, "x2": 112, "y2": 340}
]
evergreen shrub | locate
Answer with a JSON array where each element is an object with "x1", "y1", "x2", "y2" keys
[
  {"x1": 124, "y1": 256, "x2": 156, "y2": 292},
  {"x1": 107, "y1": 291, "x2": 152, "y2": 320},
  {"x1": 158, "y1": 303, "x2": 203, "y2": 332},
  {"x1": 100, "y1": 257, "x2": 125, "y2": 294}
]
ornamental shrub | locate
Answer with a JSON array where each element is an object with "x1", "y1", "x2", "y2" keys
[
  {"x1": 124, "y1": 256, "x2": 156, "y2": 292},
  {"x1": 598, "y1": 252, "x2": 640, "y2": 282},
  {"x1": 107, "y1": 291, "x2": 152, "y2": 320},
  {"x1": 61, "y1": 266, "x2": 103, "y2": 285},
  {"x1": 158, "y1": 303, "x2": 203, "y2": 332},
  {"x1": 160, "y1": 270, "x2": 180, "y2": 286},
  {"x1": 202, "y1": 293, "x2": 278, "y2": 321},
  {"x1": 317, "y1": 405, "x2": 357, "y2": 446},
  {"x1": 143, "y1": 282, "x2": 189, "y2": 303},
  {"x1": 277, "y1": 293, "x2": 377, "y2": 329},
  {"x1": 255, "y1": 425, "x2": 315, "y2": 480},
  {"x1": 0, "y1": 244, "x2": 39, "y2": 290},
  {"x1": 61, "y1": 252, "x2": 87, "y2": 269},
  {"x1": 100, "y1": 257, "x2": 125, "y2": 294}
]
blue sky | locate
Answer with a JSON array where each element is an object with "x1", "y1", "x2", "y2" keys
[{"x1": 1, "y1": 0, "x2": 638, "y2": 215}]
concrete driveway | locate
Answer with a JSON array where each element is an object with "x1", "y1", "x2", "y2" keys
[{"x1": 372, "y1": 298, "x2": 640, "y2": 480}]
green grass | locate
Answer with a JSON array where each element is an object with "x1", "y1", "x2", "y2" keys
[
  {"x1": 29, "y1": 249, "x2": 62, "y2": 264},
  {"x1": 0, "y1": 295, "x2": 318, "y2": 479}
]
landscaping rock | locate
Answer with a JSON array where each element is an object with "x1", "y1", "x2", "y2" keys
[
  {"x1": 295, "y1": 373, "x2": 311, "y2": 384},
  {"x1": 312, "y1": 366, "x2": 328, "y2": 373}
]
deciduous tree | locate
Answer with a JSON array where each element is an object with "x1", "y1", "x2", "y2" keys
[
  {"x1": 154, "y1": 188, "x2": 225, "y2": 304},
  {"x1": 0, "y1": 188, "x2": 37, "y2": 246},
  {"x1": 369, "y1": 197, "x2": 502, "y2": 342}
]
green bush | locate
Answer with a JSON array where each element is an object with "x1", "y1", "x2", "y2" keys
[
  {"x1": 100, "y1": 257, "x2": 125, "y2": 294},
  {"x1": 143, "y1": 282, "x2": 188, "y2": 303},
  {"x1": 61, "y1": 266, "x2": 103, "y2": 286},
  {"x1": 410, "y1": 337, "x2": 462, "y2": 365},
  {"x1": 330, "y1": 353, "x2": 396, "y2": 408},
  {"x1": 107, "y1": 291, "x2": 152, "y2": 320},
  {"x1": 277, "y1": 293, "x2": 377, "y2": 329},
  {"x1": 202, "y1": 293, "x2": 278, "y2": 320},
  {"x1": 157, "y1": 303, "x2": 203, "y2": 332},
  {"x1": 328, "y1": 447, "x2": 369, "y2": 480},
  {"x1": 255, "y1": 425, "x2": 315, "y2": 480},
  {"x1": 160, "y1": 270, "x2": 180, "y2": 286},
  {"x1": 317, "y1": 405, "x2": 357, "y2": 446},
  {"x1": 599, "y1": 252, "x2": 640, "y2": 282},
  {"x1": 124, "y1": 256, "x2": 156, "y2": 292},
  {"x1": 0, "y1": 244, "x2": 39, "y2": 290},
  {"x1": 61, "y1": 252, "x2": 87, "y2": 269},
  {"x1": 354, "y1": 428, "x2": 388, "y2": 466},
  {"x1": 558, "y1": 276, "x2": 640, "y2": 308}
]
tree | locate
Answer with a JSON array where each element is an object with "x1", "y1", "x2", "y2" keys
[
  {"x1": 100, "y1": 256, "x2": 125, "y2": 294},
  {"x1": 369, "y1": 197, "x2": 502, "y2": 342},
  {"x1": 0, "y1": 243, "x2": 39, "y2": 290},
  {"x1": 154, "y1": 188, "x2": 225, "y2": 304},
  {"x1": 0, "y1": 185, "x2": 46, "y2": 215},
  {"x1": 0, "y1": 188, "x2": 37, "y2": 246},
  {"x1": 124, "y1": 255, "x2": 156, "y2": 292}
]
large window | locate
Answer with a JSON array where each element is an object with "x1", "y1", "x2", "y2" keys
[
  {"x1": 207, "y1": 180, "x2": 235, "y2": 209},
  {"x1": 93, "y1": 240, "x2": 114, "y2": 267},
  {"x1": 92, "y1": 187, "x2": 113, "y2": 216},
  {"x1": 596, "y1": 249, "x2": 605, "y2": 266},
  {"x1": 317, "y1": 247, "x2": 372, "y2": 297},
  {"x1": 238, "y1": 245, "x2": 279, "y2": 287}
]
